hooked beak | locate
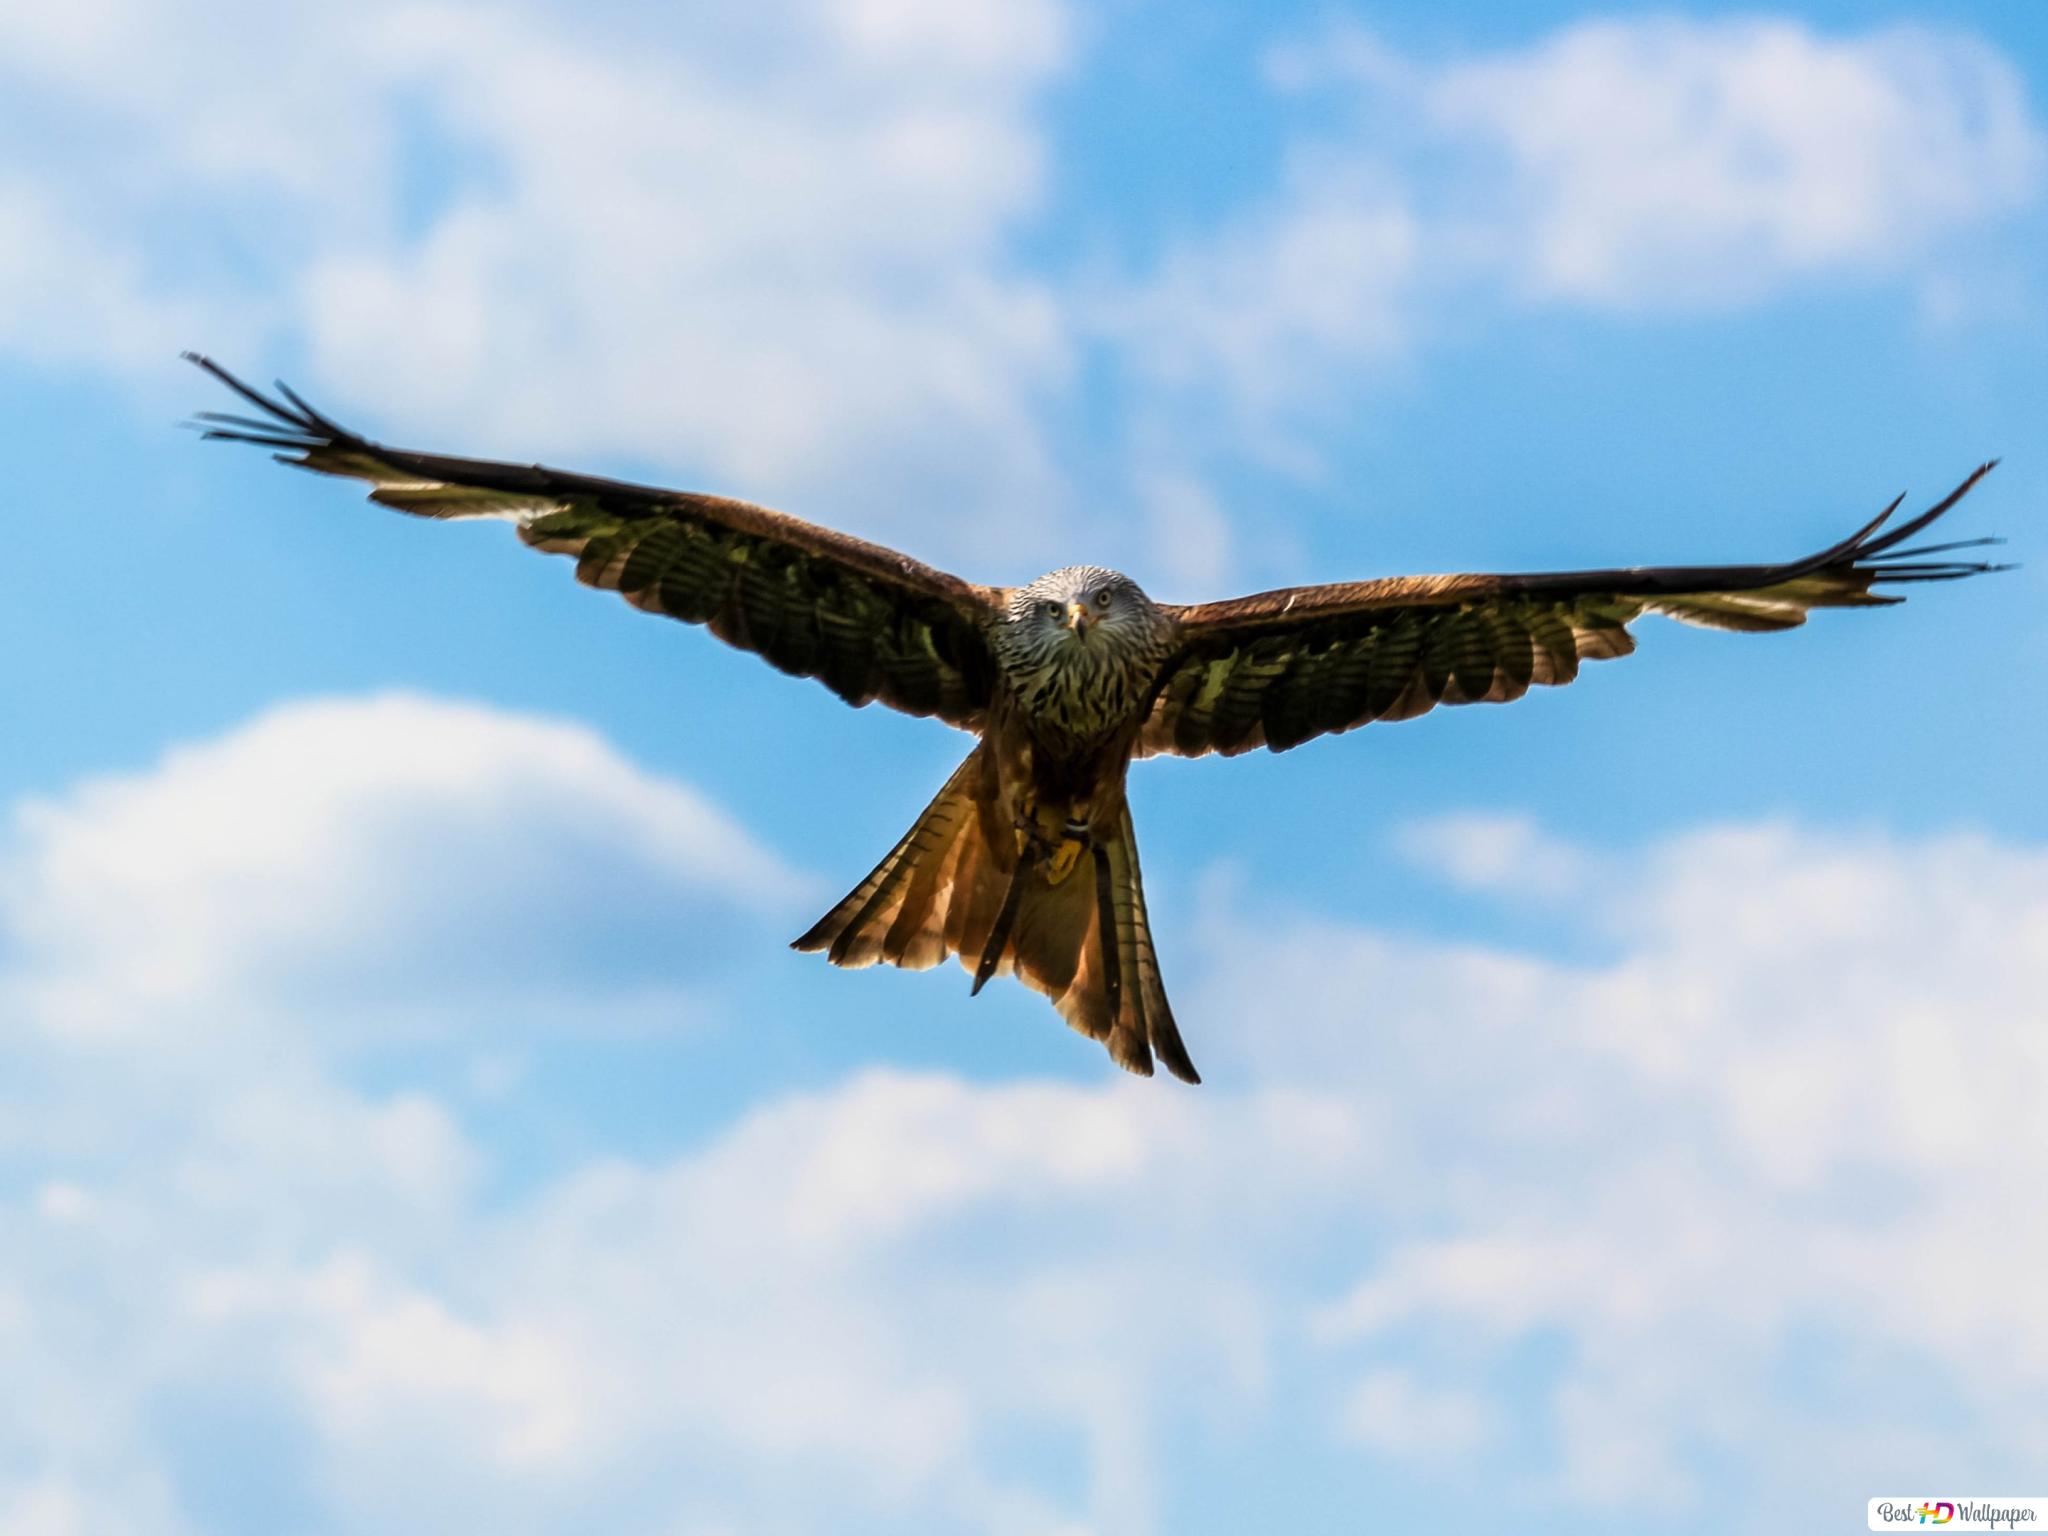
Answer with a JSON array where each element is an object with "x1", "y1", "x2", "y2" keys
[{"x1": 1064, "y1": 601, "x2": 1092, "y2": 638}]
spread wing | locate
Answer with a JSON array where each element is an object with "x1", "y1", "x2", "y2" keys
[
  {"x1": 187, "y1": 355, "x2": 1006, "y2": 728},
  {"x1": 1141, "y1": 466, "x2": 2005, "y2": 758}
]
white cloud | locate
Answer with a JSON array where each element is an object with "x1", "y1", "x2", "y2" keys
[
  {"x1": 226, "y1": 1255, "x2": 594, "y2": 1472},
  {"x1": 1336, "y1": 1368, "x2": 1493, "y2": 1459},
  {"x1": 0, "y1": 0, "x2": 1076, "y2": 566},
  {"x1": 8, "y1": 5, "x2": 2038, "y2": 586},
  {"x1": 298, "y1": 0, "x2": 1075, "y2": 559},
  {"x1": 0, "y1": 699, "x2": 1374, "y2": 1533},
  {"x1": 4, "y1": 698, "x2": 2048, "y2": 1530},
  {"x1": 1104, "y1": 173, "x2": 1419, "y2": 452},
  {"x1": 174, "y1": 1071, "x2": 1366, "y2": 1534},
  {"x1": 0, "y1": 691, "x2": 805, "y2": 1041},
  {"x1": 1417, "y1": 18, "x2": 2044, "y2": 309},
  {"x1": 1393, "y1": 810, "x2": 1598, "y2": 898},
  {"x1": 1129, "y1": 462, "x2": 1237, "y2": 598},
  {"x1": 1248, "y1": 820, "x2": 2048, "y2": 1511},
  {"x1": 0, "y1": 179, "x2": 232, "y2": 373},
  {"x1": 1120, "y1": 16, "x2": 2043, "y2": 441}
]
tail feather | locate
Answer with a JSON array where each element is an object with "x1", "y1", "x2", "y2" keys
[
  {"x1": 793, "y1": 749, "x2": 1201, "y2": 1084},
  {"x1": 949, "y1": 834, "x2": 1009, "y2": 969},
  {"x1": 1109, "y1": 810, "x2": 1198, "y2": 1084},
  {"x1": 796, "y1": 756, "x2": 980, "y2": 971},
  {"x1": 1008, "y1": 871, "x2": 1095, "y2": 1020},
  {"x1": 885, "y1": 797, "x2": 975, "y2": 969},
  {"x1": 1043, "y1": 809, "x2": 1197, "y2": 1083}
]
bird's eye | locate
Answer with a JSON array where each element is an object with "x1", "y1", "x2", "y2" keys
[
  {"x1": 1095, "y1": 589, "x2": 1113, "y2": 608},
  {"x1": 1041, "y1": 600, "x2": 1062, "y2": 620}
]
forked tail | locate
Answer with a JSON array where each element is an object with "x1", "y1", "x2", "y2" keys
[{"x1": 792, "y1": 748, "x2": 1199, "y2": 1083}]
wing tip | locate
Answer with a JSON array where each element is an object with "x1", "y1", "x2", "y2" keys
[
  {"x1": 1852, "y1": 461, "x2": 2001, "y2": 564},
  {"x1": 183, "y1": 352, "x2": 349, "y2": 452}
]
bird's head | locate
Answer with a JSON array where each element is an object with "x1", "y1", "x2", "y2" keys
[{"x1": 1001, "y1": 565, "x2": 1166, "y2": 661}]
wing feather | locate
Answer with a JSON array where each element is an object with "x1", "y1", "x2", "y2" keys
[
  {"x1": 1140, "y1": 467, "x2": 2005, "y2": 758},
  {"x1": 188, "y1": 355, "x2": 1005, "y2": 728}
]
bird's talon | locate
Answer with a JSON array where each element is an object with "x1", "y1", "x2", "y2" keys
[{"x1": 1044, "y1": 838, "x2": 1084, "y2": 886}]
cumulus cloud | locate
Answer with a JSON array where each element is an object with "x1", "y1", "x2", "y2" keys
[
  {"x1": 1218, "y1": 820, "x2": 2048, "y2": 1512},
  {"x1": 0, "y1": 177, "x2": 230, "y2": 373},
  {"x1": 24, "y1": 1065, "x2": 1372, "y2": 1535},
  {"x1": 1336, "y1": 1367, "x2": 1493, "y2": 1460},
  {"x1": 0, "y1": 696, "x2": 1372, "y2": 1532},
  {"x1": 0, "y1": 0, "x2": 1076, "y2": 565},
  {"x1": 1120, "y1": 15, "x2": 2042, "y2": 441},
  {"x1": 0, "y1": 691, "x2": 806, "y2": 1040},
  {"x1": 5, "y1": 695, "x2": 2048, "y2": 1532},
  {"x1": 1415, "y1": 18, "x2": 2043, "y2": 309},
  {"x1": 1393, "y1": 810, "x2": 1598, "y2": 899},
  {"x1": 7, "y1": 5, "x2": 2038, "y2": 582},
  {"x1": 1103, "y1": 172, "x2": 1420, "y2": 453}
]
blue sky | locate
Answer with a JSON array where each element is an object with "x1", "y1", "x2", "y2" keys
[{"x1": 3, "y1": 2, "x2": 2046, "y2": 1531}]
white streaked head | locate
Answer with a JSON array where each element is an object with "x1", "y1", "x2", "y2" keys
[
  {"x1": 1002, "y1": 565, "x2": 1162, "y2": 651},
  {"x1": 990, "y1": 567, "x2": 1178, "y2": 735}
]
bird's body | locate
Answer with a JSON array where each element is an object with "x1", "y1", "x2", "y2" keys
[
  {"x1": 188, "y1": 354, "x2": 2007, "y2": 1083},
  {"x1": 799, "y1": 565, "x2": 1197, "y2": 1078}
]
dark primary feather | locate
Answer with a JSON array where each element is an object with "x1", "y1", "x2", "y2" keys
[
  {"x1": 186, "y1": 354, "x2": 1006, "y2": 728},
  {"x1": 1141, "y1": 465, "x2": 2007, "y2": 758}
]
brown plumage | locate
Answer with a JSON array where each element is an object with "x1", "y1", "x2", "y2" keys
[{"x1": 188, "y1": 354, "x2": 2008, "y2": 1083}]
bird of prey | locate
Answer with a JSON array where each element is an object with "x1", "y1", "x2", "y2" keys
[{"x1": 187, "y1": 354, "x2": 2005, "y2": 1084}]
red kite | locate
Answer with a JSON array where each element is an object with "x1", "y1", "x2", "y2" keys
[{"x1": 190, "y1": 354, "x2": 2003, "y2": 1083}]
